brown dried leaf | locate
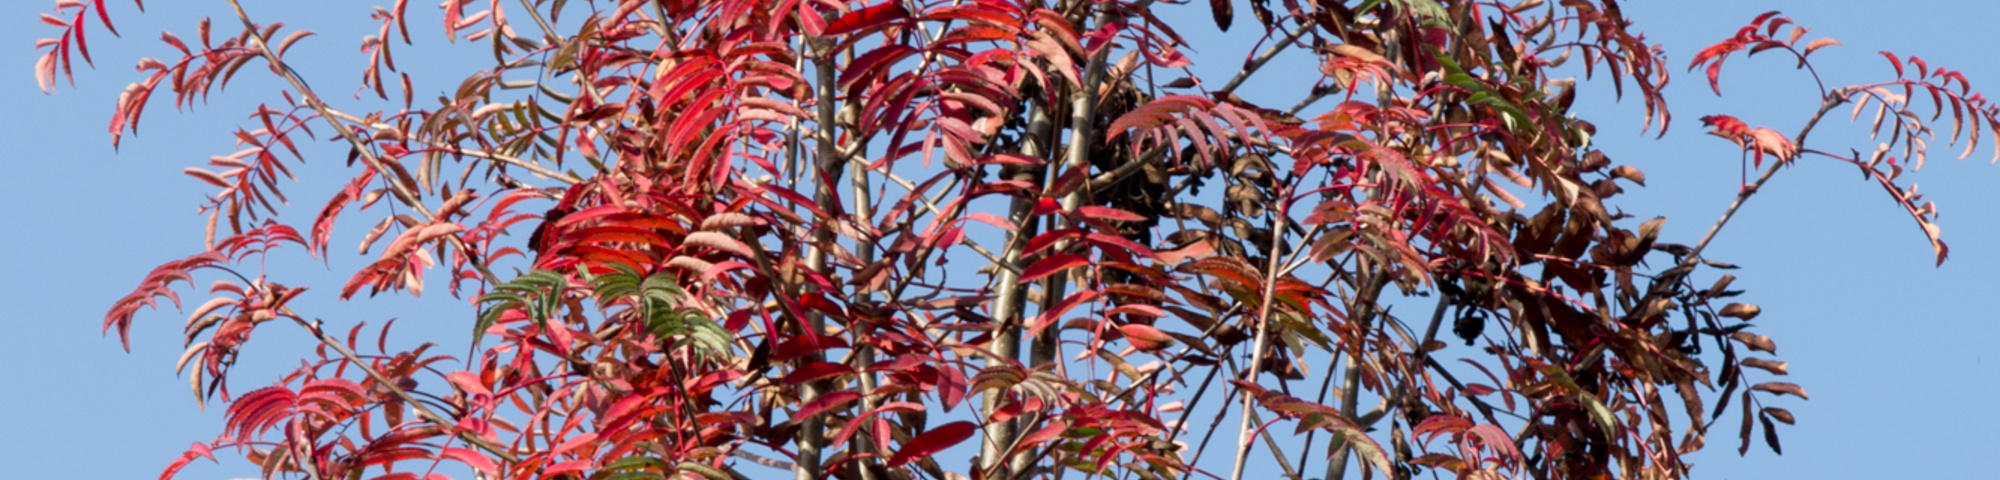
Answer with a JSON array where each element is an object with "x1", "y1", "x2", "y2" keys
[
  {"x1": 1634, "y1": 217, "x2": 1666, "y2": 254},
  {"x1": 1760, "y1": 411, "x2": 1784, "y2": 454},
  {"x1": 1751, "y1": 382, "x2": 1809, "y2": 400},
  {"x1": 1674, "y1": 378, "x2": 1704, "y2": 431},
  {"x1": 1206, "y1": 0, "x2": 1232, "y2": 31},
  {"x1": 1707, "y1": 274, "x2": 1737, "y2": 298},
  {"x1": 1731, "y1": 332, "x2": 1777, "y2": 353},
  {"x1": 1328, "y1": 44, "x2": 1389, "y2": 67},
  {"x1": 1610, "y1": 165, "x2": 1647, "y2": 186},
  {"x1": 1763, "y1": 407, "x2": 1795, "y2": 425},
  {"x1": 1719, "y1": 303, "x2": 1761, "y2": 320},
  {"x1": 1740, "y1": 358, "x2": 1789, "y2": 375},
  {"x1": 1737, "y1": 390, "x2": 1754, "y2": 455}
]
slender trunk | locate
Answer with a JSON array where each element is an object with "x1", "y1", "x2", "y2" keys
[
  {"x1": 1033, "y1": 0, "x2": 1116, "y2": 370},
  {"x1": 796, "y1": 30, "x2": 845, "y2": 480},
  {"x1": 1324, "y1": 262, "x2": 1388, "y2": 480},
  {"x1": 848, "y1": 139, "x2": 882, "y2": 480},
  {"x1": 982, "y1": 102, "x2": 1054, "y2": 473},
  {"x1": 1227, "y1": 183, "x2": 1292, "y2": 480}
]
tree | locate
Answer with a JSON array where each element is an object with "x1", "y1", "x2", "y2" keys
[{"x1": 36, "y1": 0, "x2": 1996, "y2": 479}]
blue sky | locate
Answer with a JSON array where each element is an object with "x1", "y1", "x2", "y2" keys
[{"x1": 4, "y1": 1, "x2": 1996, "y2": 479}]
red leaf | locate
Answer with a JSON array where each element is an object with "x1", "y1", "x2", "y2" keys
[
  {"x1": 772, "y1": 332, "x2": 849, "y2": 362},
  {"x1": 159, "y1": 442, "x2": 215, "y2": 480},
  {"x1": 1028, "y1": 289, "x2": 1099, "y2": 338},
  {"x1": 93, "y1": 0, "x2": 121, "y2": 36},
  {"x1": 887, "y1": 421, "x2": 977, "y2": 467},
  {"x1": 783, "y1": 361, "x2": 855, "y2": 385},
  {"x1": 1015, "y1": 420, "x2": 1067, "y2": 449},
  {"x1": 1024, "y1": 229, "x2": 1084, "y2": 257},
  {"x1": 1881, "y1": 51, "x2": 1904, "y2": 78},
  {"x1": 965, "y1": 212, "x2": 1018, "y2": 232},
  {"x1": 1075, "y1": 206, "x2": 1145, "y2": 223},
  {"x1": 791, "y1": 390, "x2": 863, "y2": 424},
  {"x1": 1031, "y1": 197, "x2": 1062, "y2": 216},
  {"x1": 684, "y1": 231, "x2": 754, "y2": 258},
  {"x1": 1084, "y1": 232, "x2": 1157, "y2": 259},
  {"x1": 823, "y1": 1, "x2": 909, "y2": 37},
  {"x1": 1022, "y1": 253, "x2": 1089, "y2": 282},
  {"x1": 1117, "y1": 323, "x2": 1174, "y2": 351},
  {"x1": 838, "y1": 44, "x2": 916, "y2": 89},
  {"x1": 439, "y1": 447, "x2": 498, "y2": 475}
]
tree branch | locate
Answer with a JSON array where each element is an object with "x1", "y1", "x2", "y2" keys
[
  {"x1": 1219, "y1": 20, "x2": 1315, "y2": 95},
  {"x1": 292, "y1": 317, "x2": 521, "y2": 464},
  {"x1": 224, "y1": 0, "x2": 501, "y2": 295}
]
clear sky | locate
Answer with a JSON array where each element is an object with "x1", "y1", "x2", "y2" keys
[{"x1": 4, "y1": 1, "x2": 1995, "y2": 479}]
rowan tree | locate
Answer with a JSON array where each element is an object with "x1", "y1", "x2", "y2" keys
[{"x1": 36, "y1": 0, "x2": 1997, "y2": 479}]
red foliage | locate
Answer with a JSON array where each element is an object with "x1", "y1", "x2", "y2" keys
[{"x1": 39, "y1": 2, "x2": 2000, "y2": 480}]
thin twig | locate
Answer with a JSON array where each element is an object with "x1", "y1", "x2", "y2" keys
[
  {"x1": 1624, "y1": 89, "x2": 1849, "y2": 322},
  {"x1": 1227, "y1": 178, "x2": 1293, "y2": 480},
  {"x1": 732, "y1": 450, "x2": 797, "y2": 471},
  {"x1": 1324, "y1": 261, "x2": 1388, "y2": 480},
  {"x1": 1219, "y1": 20, "x2": 1316, "y2": 95},
  {"x1": 1219, "y1": 355, "x2": 1302, "y2": 479},
  {"x1": 319, "y1": 108, "x2": 582, "y2": 184}
]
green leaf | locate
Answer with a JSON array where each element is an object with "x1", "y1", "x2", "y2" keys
[
  {"x1": 1541, "y1": 364, "x2": 1618, "y2": 440},
  {"x1": 597, "y1": 473, "x2": 664, "y2": 480},
  {"x1": 676, "y1": 463, "x2": 732, "y2": 480},
  {"x1": 1581, "y1": 392, "x2": 1618, "y2": 441},
  {"x1": 475, "y1": 291, "x2": 529, "y2": 305},
  {"x1": 474, "y1": 307, "x2": 506, "y2": 345},
  {"x1": 1444, "y1": 73, "x2": 1478, "y2": 89},
  {"x1": 601, "y1": 456, "x2": 669, "y2": 472},
  {"x1": 1342, "y1": 428, "x2": 1396, "y2": 476}
]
